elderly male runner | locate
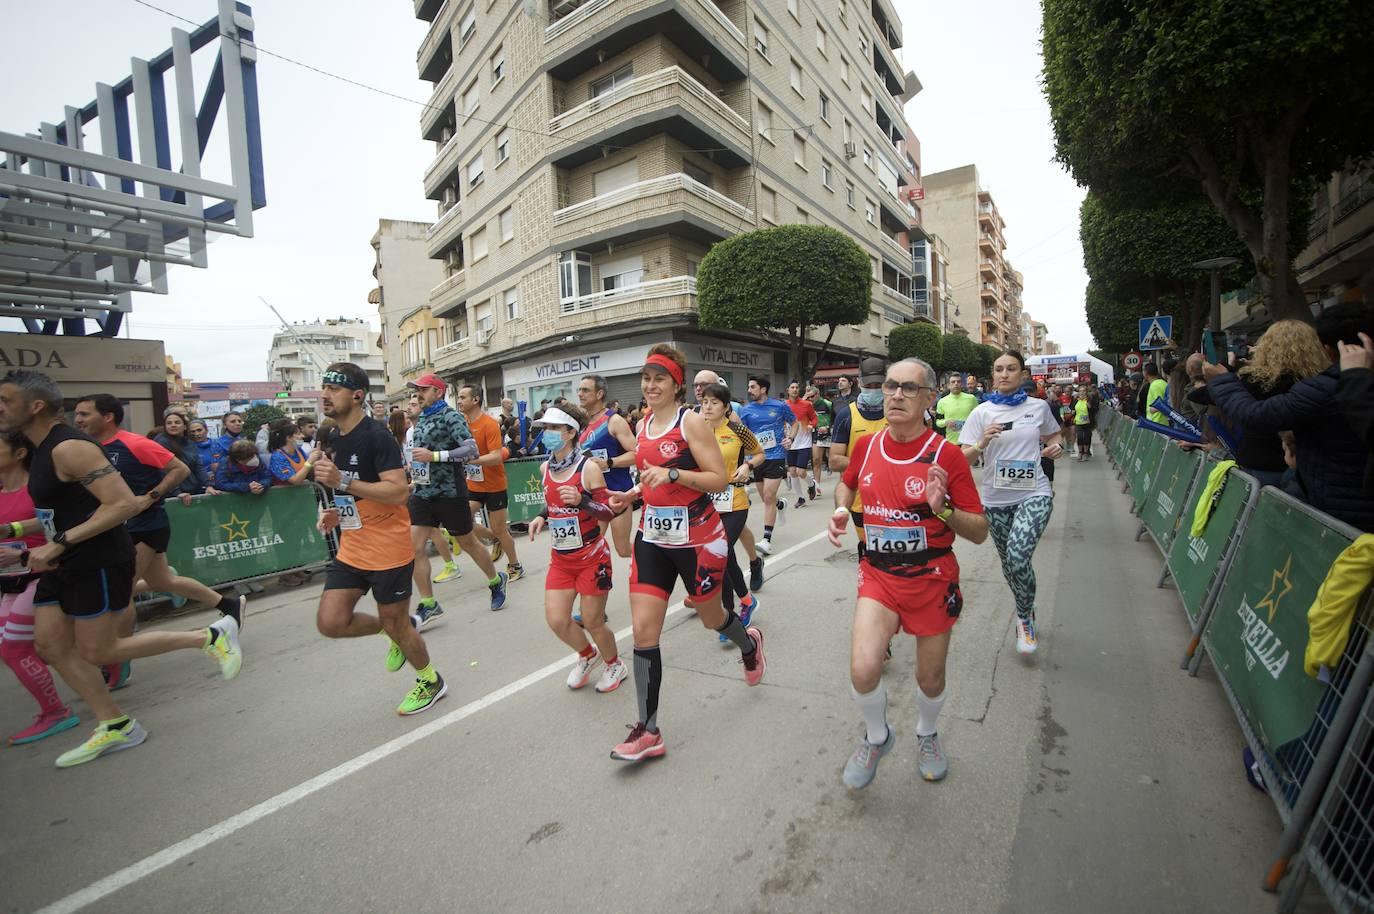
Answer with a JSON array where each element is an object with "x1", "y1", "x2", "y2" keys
[{"x1": 826, "y1": 358, "x2": 987, "y2": 789}]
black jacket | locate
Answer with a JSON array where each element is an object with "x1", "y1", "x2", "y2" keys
[
  {"x1": 1208, "y1": 365, "x2": 1373, "y2": 531},
  {"x1": 1336, "y1": 367, "x2": 1374, "y2": 495}
]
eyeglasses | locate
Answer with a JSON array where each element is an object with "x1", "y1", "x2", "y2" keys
[{"x1": 881, "y1": 380, "x2": 935, "y2": 396}]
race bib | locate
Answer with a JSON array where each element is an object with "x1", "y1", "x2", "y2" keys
[
  {"x1": 756, "y1": 429, "x2": 778, "y2": 450},
  {"x1": 590, "y1": 448, "x2": 609, "y2": 463},
  {"x1": 410, "y1": 461, "x2": 431, "y2": 485},
  {"x1": 35, "y1": 508, "x2": 57, "y2": 540},
  {"x1": 464, "y1": 462, "x2": 484, "y2": 482},
  {"x1": 0, "y1": 542, "x2": 29, "y2": 577},
  {"x1": 333, "y1": 495, "x2": 363, "y2": 530},
  {"x1": 548, "y1": 515, "x2": 584, "y2": 552},
  {"x1": 994, "y1": 459, "x2": 1037, "y2": 490},
  {"x1": 642, "y1": 504, "x2": 688, "y2": 545},
  {"x1": 949, "y1": 419, "x2": 964, "y2": 431},
  {"x1": 864, "y1": 524, "x2": 928, "y2": 555},
  {"x1": 710, "y1": 487, "x2": 735, "y2": 512}
]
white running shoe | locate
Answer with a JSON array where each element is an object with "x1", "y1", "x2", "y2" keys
[
  {"x1": 1015, "y1": 616, "x2": 1038, "y2": 655},
  {"x1": 775, "y1": 498, "x2": 788, "y2": 526},
  {"x1": 756, "y1": 537, "x2": 773, "y2": 556},
  {"x1": 566, "y1": 651, "x2": 600, "y2": 689},
  {"x1": 595, "y1": 658, "x2": 628, "y2": 693}
]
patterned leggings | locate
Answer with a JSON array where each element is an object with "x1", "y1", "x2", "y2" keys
[{"x1": 984, "y1": 495, "x2": 1054, "y2": 620}]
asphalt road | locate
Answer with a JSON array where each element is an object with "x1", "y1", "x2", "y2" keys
[{"x1": 0, "y1": 442, "x2": 1288, "y2": 913}]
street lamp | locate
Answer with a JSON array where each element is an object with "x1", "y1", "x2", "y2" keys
[{"x1": 1192, "y1": 256, "x2": 1240, "y2": 331}]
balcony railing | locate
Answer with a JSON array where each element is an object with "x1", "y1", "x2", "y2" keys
[
  {"x1": 416, "y1": 1, "x2": 452, "y2": 71},
  {"x1": 879, "y1": 232, "x2": 910, "y2": 264},
  {"x1": 421, "y1": 65, "x2": 458, "y2": 138},
  {"x1": 880, "y1": 284, "x2": 912, "y2": 308},
  {"x1": 561, "y1": 275, "x2": 697, "y2": 315},
  {"x1": 546, "y1": 0, "x2": 744, "y2": 48},
  {"x1": 423, "y1": 131, "x2": 464, "y2": 194},
  {"x1": 549, "y1": 66, "x2": 747, "y2": 140},
  {"x1": 428, "y1": 269, "x2": 467, "y2": 315},
  {"x1": 552, "y1": 173, "x2": 753, "y2": 234},
  {"x1": 430, "y1": 336, "x2": 471, "y2": 370},
  {"x1": 426, "y1": 201, "x2": 462, "y2": 241}
]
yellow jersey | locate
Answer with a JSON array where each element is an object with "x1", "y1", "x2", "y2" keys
[
  {"x1": 713, "y1": 420, "x2": 762, "y2": 513},
  {"x1": 846, "y1": 402, "x2": 888, "y2": 513}
]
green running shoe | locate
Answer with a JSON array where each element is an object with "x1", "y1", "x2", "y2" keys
[
  {"x1": 204, "y1": 617, "x2": 242, "y2": 680},
  {"x1": 397, "y1": 673, "x2": 447, "y2": 716},
  {"x1": 55, "y1": 719, "x2": 148, "y2": 768},
  {"x1": 384, "y1": 613, "x2": 421, "y2": 673}
]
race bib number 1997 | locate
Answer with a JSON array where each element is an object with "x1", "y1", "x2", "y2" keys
[{"x1": 642, "y1": 505, "x2": 688, "y2": 545}]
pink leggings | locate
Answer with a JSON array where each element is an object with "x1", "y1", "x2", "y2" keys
[{"x1": 0, "y1": 582, "x2": 67, "y2": 717}]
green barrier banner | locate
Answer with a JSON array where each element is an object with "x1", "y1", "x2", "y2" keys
[
  {"x1": 504, "y1": 457, "x2": 546, "y2": 524},
  {"x1": 1203, "y1": 491, "x2": 1347, "y2": 748},
  {"x1": 164, "y1": 485, "x2": 329, "y2": 587},
  {"x1": 1142, "y1": 445, "x2": 1203, "y2": 551},
  {"x1": 1167, "y1": 466, "x2": 1254, "y2": 622},
  {"x1": 1129, "y1": 432, "x2": 1167, "y2": 510}
]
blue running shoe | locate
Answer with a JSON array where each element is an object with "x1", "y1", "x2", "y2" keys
[{"x1": 489, "y1": 572, "x2": 508, "y2": 611}]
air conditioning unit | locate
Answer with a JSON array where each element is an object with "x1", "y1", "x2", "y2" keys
[
  {"x1": 843, "y1": 142, "x2": 857, "y2": 159},
  {"x1": 475, "y1": 328, "x2": 493, "y2": 346}
]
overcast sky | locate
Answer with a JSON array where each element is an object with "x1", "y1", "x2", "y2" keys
[{"x1": 2, "y1": 0, "x2": 1090, "y2": 381}]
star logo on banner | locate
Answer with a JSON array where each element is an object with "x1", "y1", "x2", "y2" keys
[
  {"x1": 1256, "y1": 554, "x2": 1294, "y2": 624},
  {"x1": 1169, "y1": 466, "x2": 1182, "y2": 490},
  {"x1": 219, "y1": 513, "x2": 252, "y2": 542}
]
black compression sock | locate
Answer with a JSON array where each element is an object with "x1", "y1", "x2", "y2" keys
[{"x1": 715, "y1": 610, "x2": 755, "y2": 655}]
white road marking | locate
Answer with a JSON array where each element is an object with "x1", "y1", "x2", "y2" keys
[{"x1": 37, "y1": 530, "x2": 831, "y2": 914}]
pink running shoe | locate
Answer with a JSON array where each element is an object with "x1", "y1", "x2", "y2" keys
[
  {"x1": 741, "y1": 626, "x2": 766, "y2": 686},
  {"x1": 9, "y1": 709, "x2": 80, "y2": 745},
  {"x1": 610, "y1": 722, "x2": 666, "y2": 762}
]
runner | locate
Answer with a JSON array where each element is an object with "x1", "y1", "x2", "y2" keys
[
  {"x1": 785, "y1": 381, "x2": 819, "y2": 506},
  {"x1": 1073, "y1": 386, "x2": 1093, "y2": 461},
  {"x1": 406, "y1": 392, "x2": 461, "y2": 581},
  {"x1": 576, "y1": 373, "x2": 638, "y2": 559},
  {"x1": 826, "y1": 357, "x2": 987, "y2": 789},
  {"x1": 828, "y1": 357, "x2": 889, "y2": 558},
  {"x1": 959, "y1": 351, "x2": 1064, "y2": 656},
  {"x1": 699, "y1": 382, "x2": 763, "y2": 642},
  {"x1": 310, "y1": 362, "x2": 446, "y2": 715},
  {"x1": 737, "y1": 376, "x2": 796, "y2": 556},
  {"x1": 808, "y1": 384, "x2": 832, "y2": 492},
  {"x1": 458, "y1": 385, "x2": 524, "y2": 582},
  {"x1": 0, "y1": 431, "x2": 78, "y2": 745},
  {"x1": 693, "y1": 370, "x2": 763, "y2": 591},
  {"x1": 526, "y1": 404, "x2": 627, "y2": 694},
  {"x1": 605, "y1": 344, "x2": 765, "y2": 762},
  {"x1": 935, "y1": 373, "x2": 979, "y2": 445},
  {"x1": 73, "y1": 394, "x2": 247, "y2": 691},
  {"x1": 0, "y1": 370, "x2": 241, "y2": 767},
  {"x1": 406, "y1": 374, "x2": 507, "y2": 620}
]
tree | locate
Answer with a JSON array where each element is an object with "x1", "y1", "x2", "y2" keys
[
  {"x1": 241, "y1": 403, "x2": 287, "y2": 435},
  {"x1": 1042, "y1": 0, "x2": 1374, "y2": 320},
  {"x1": 1084, "y1": 280, "x2": 1143, "y2": 353},
  {"x1": 888, "y1": 322, "x2": 943, "y2": 368},
  {"x1": 941, "y1": 333, "x2": 978, "y2": 376},
  {"x1": 698, "y1": 224, "x2": 871, "y2": 379}
]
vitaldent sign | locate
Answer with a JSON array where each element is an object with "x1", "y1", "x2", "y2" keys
[{"x1": 504, "y1": 345, "x2": 648, "y2": 387}]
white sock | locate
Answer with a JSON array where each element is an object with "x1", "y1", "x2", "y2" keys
[
  {"x1": 790, "y1": 476, "x2": 804, "y2": 496},
  {"x1": 916, "y1": 687, "x2": 945, "y2": 737},
  {"x1": 851, "y1": 682, "x2": 889, "y2": 745}
]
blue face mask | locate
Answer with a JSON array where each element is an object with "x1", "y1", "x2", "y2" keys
[
  {"x1": 541, "y1": 430, "x2": 566, "y2": 452},
  {"x1": 857, "y1": 388, "x2": 884, "y2": 408}
]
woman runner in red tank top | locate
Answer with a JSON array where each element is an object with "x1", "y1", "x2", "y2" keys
[
  {"x1": 604, "y1": 344, "x2": 767, "y2": 763},
  {"x1": 527, "y1": 405, "x2": 626, "y2": 695}
]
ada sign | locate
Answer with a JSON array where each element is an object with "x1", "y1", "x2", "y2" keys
[
  {"x1": 1123, "y1": 351, "x2": 1142, "y2": 371},
  {"x1": 1139, "y1": 316, "x2": 1173, "y2": 351}
]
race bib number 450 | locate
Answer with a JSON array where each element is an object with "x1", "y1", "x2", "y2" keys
[
  {"x1": 994, "y1": 459, "x2": 1037, "y2": 490},
  {"x1": 642, "y1": 505, "x2": 688, "y2": 545}
]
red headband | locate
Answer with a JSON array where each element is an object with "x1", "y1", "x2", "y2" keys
[{"x1": 643, "y1": 353, "x2": 684, "y2": 386}]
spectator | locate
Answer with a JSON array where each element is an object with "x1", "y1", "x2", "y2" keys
[
  {"x1": 370, "y1": 401, "x2": 387, "y2": 422},
  {"x1": 1142, "y1": 362, "x2": 1168, "y2": 424},
  {"x1": 387, "y1": 408, "x2": 407, "y2": 449},
  {"x1": 831, "y1": 375, "x2": 855, "y2": 415},
  {"x1": 267, "y1": 418, "x2": 313, "y2": 487},
  {"x1": 210, "y1": 439, "x2": 272, "y2": 495},
  {"x1": 1335, "y1": 330, "x2": 1374, "y2": 492},
  {"x1": 187, "y1": 418, "x2": 217, "y2": 473},
  {"x1": 1205, "y1": 305, "x2": 1374, "y2": 530},
  {"x1": 608, "y1": 399, "x2": 623, "y2": 417},
  {"x1": 1178, "y1": 353, "x2": 1210, "y2": 431},
  {"x1": 155, "y1": 411, "x2": 206, "y2": 496},
  {"x1": 498, "y1": 398, "x2": 518, "y2": 436},
  {"x1": 296, "y1": 415, "x2": 318, "y2": 448}
]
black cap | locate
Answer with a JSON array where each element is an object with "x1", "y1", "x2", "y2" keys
[{"x1": 859, "y1": 357, "x2": 886, "y2": 385}]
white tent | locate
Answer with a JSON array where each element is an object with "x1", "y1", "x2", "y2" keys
[{"x1": 1026, "y1": 353, "x2": 1115, "y2": 385}]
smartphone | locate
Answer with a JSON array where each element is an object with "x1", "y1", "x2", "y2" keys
[{"x1": 1203, "y1": 330, "x2": 1230, "y2": 364}]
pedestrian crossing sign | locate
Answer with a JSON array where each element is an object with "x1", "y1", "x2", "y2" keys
[{"x1": 1139, "y1": 316, "x2": 1173, "y2": 351}]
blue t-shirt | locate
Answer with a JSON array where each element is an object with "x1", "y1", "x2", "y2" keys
[
  {"x1": 268, "y1": 446, "x2": 311, "y2": 483},
  {"x1": 737, "y1": 398, "x2": 794, "y2": 460}
]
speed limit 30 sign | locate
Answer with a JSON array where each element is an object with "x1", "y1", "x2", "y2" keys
[{"x1": 1123, "y1": 351, "x2": 1142, "y2": 371}]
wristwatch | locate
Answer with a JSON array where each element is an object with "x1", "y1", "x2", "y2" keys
[
  {"x1": 937, "y1": 505, "x2": 954, "y2": 522},
  {"x1": 667, "y1": 468, "x2": 680, "y2": 484},
  {"x1": 147, "y1": 489, "x2": 162, "y2": 501},
  {"x1": 52, "y1": 530, "x2": 68, "y2": 547}
]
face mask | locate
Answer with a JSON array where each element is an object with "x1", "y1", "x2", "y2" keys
[
  {"x1": 858, "y1": 388, "x2": 884, "y2": 408},
  {"x1": 243, "y1": 457, "x2": 261, "y2": 469},
  {"x1": 541, "y1": 430, "x2": 566, "y2": 452}
]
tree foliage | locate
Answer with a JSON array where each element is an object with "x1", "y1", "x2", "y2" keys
[
  {"x1": 1084, "y1": 279, "x2": 1144, "y2": 353},
  {"x1": 241, "y1": 404, "x2": 287, "y2": 434},
  {"x1": 1043, "y1": 0, "x2": 1374, "y2": 319},
  {"x1": 940, "y1": 333, "x2": 978, "y2": 376},
  {"x1": 888, "y1": 322, "x2": 943, "y2": 368},
  {"x1": 698, "y1": 224, "x2": 871, "y2": 378}
]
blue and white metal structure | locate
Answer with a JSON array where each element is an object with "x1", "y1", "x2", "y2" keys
[{"x1": 0, "y1": 0, "x2": 265, "y2": 337}]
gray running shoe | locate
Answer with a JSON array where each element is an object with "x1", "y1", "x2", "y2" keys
[
  {"x1": 917, "y1": 732, "x2": 948, "y2": 781},
  {"x1": 842, "y1": 725, "x2": 895, "y2": 789}
]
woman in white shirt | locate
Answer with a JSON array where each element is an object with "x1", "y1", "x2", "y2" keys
[{"x1": 959, "y1": 351, "x2": 1064, "y2": 656}]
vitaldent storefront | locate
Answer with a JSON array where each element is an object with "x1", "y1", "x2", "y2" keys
[
  {"x1": 502, "y1": 334, "x2": 782, "y2": 411},
  {"x1": 0, "y1": 332, "x2": 168, "y2": 430}
]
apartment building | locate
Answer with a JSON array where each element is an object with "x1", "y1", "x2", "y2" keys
[
  {"x1": 911, "y1": 230, "x2": 958, "y2": 333},
  {"x1": 266, "y1": 317, "x2": 384, "y2": 394},
  {"x1": 919, "y1": 164, "x2": 1022, "y2": 350},
  {"x1": 371, "y1": 219, "x2": 448, "y2": 402},
  {"x1": 1298, "y1": 167, "x2": 1373, "y2": 312},
  {"x1": 412, "y1": 0, "x2": 925, "y2": 408}
]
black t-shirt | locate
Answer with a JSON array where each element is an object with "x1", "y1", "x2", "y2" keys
[
  {"x1": 324, "y1": 416, "x2": 410, "y2": 570},
  {"x1": 28, "y1": 423, "x2": 134, "y2": 570},
  {"x1": 323, "y1": 416, "x2": 404, "y2": 487}
]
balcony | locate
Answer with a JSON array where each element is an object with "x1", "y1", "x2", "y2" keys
[
  {"x1": 430, "y1": 336, "x2": 471, "y2": 373},
  {"x1": 549, "y1": 66, "x2": 750, "y2": 168},
  {"x1": 428, "y1": 269, "x2": 467, "y2": 317},
  {"x1": 545, "y1": 0, "x2": 747, "y2": 84},
  {"x1": 871, "y1": 34, "x2": 904, "y2": 97},
  {"x1": 421, "y1": 66, "x2": 458, "y2": 141},
  {"x1": 878, "y1": 232, "x2": 911, "y2": 267},
  {"x1": 880, "y1": 283, "x2": 913, "y2": 310},
  {"x1": 551, "y1": 173, "x2": 753, "y2": 248},
  {"x1": 423, "y1": 131, "x2": 465, "y2": 199},
  {"x1": 557, "y1": 276, "x2": 697, "y2": 334},
  {"x1": 416, "y1": 8, "x2": 453, "y2": 82},
  {"x1": 426, "y1": 202, "x2": 463, "y2": 259},
  {"x1": 415, "y1": 0, "x2": 444, "y2": 22}
]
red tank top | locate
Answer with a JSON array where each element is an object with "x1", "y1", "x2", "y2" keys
[
  {"x1": 635, "y1": 406, "x2": 722, "y2": 548},
  {"x1": 543, "y1": 457, "x2": 604, "y2": 560},
  {"x1": 853, "y1": 428, "x2": 955, "y2": 569},
  {"x1": 0, "y1": 486, "x2": 47, "y2": 550}
]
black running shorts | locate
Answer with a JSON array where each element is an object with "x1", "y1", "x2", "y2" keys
[
  {"x1": 34, "y1": 560, "x2": 136, "y2": 618},
  {"x1": 753, "y1": 458, "x2": 786, "y2": 481},
  {"x1": 129, "y1": 525, "x2": 172, "y2": 554},
  {"x1": 407, "y1": 494, "x2": 474, "y2": 537},
  {"x1": 468, "y1": 490, "x2": 509, "y2": 513},
  {"x1": 323, "y1": 559, "x2": 414, "y2": 605},
  {"x1": 785, "y1": 449, "x2": 812, "y2": 469}
]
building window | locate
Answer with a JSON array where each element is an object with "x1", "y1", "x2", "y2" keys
[
  {"x1": 683, "y1": 160, "x2": 713, "y2": 188},
  {"x1": 504, "y1": 286, "x2": 519, "y2": 321},
  {"x1": 858, "y1": 33, "x2": 868, "y2": 55},
  {"x1": 760, "y1": 184, "x2": 777, "y2": 223},
  {"x1": 559, "y1": 251, "x2": 593, "y2": 301},
  {"x1": 590, "y1": 64, "x2": 634, "y2": 99},
  {"x1": 789, "y1": 58, "x2": 803, "y2": 95},
  {"x1": 466, "y1": 152, "x2": 484, "y2": 188},
  {"x1": 687, "y1": 258, "x2": 700, "y2": 278},
  {"x1": 863, "y1": 145, "x2": 873, "y2": 168},
  {"x1": 593, "y1": 158, "x2": 638, "y2": 196},
  {"x1": 600, "y1": 254, "x2": 644, "y2": 293},
  {"x1": 470, "y1": 226, "x2": 488, "y2": 261},
  {"x1": 787, "y1": 0, "x2": 799, "y2": 19},
  {"x1": 462, "y1": 80, "x2": 479, "y2": 116},
  {"x1": 459, "y1": 6, "x2": 476, "y2": 47},
  {"x1": 490, "y1": 46, "x2": 506, "y2": 85},
  {"x1": 819, "y1": 91, "x2": 830, "y2": 122},
  {"x1": 846, "y1": 181, "x2": 855, "y2": 208},
  {"x1": 794, "y1": 134, "x2": 807, "y2": 169},
  {"x1": 753, "y1": 19, "x2": 769, "y2": 57},
  {"x1": 822, "y1": 160, "x2": 833, "y2": 189},
  {"x1": 496, "y1": 129, "x2": 510, "y2": 164},
  {"x1": 864, "y1": 198, "x2": 876, "y2": 224},
  {"x1": 499, "y1": 206, "x2": 514, "y2": 242},
  {"x1": 843, "y1": 119, "x2": 852, "y2": 145},
  {"x1": 839, "y1": 0, "x2": 846, "y2": 21},
  {"x1": 816, "y1": 26, "x2": 827, "y2": 56},
  {"x1": 474, "y1": 301, "x2": 493, "y2": 334},
  {"x1": 757, "y1": 101, "x2": 773, "y2": 140},
  {"x1": 841, "y1": 57, "x2": 850, "y2": 85},
  {"x1": 861, "y1": 86, "x2": 872, "y2": 114},
  {"x1": 797, "y1": 208, "x2": 809, "y2": 224}
]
